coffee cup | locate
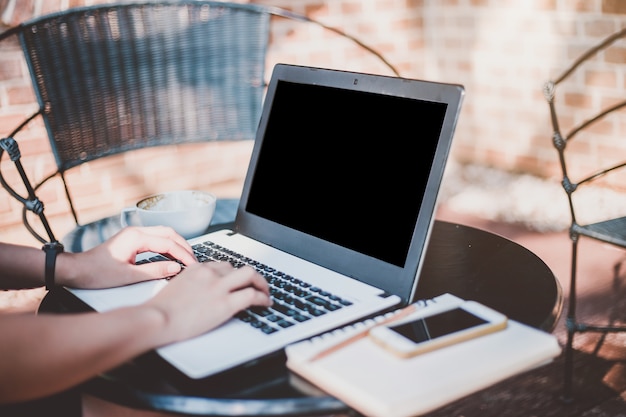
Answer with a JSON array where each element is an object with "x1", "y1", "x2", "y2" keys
[{"x1": 120, "y1": 190, "x2": 216, "y2": 239}]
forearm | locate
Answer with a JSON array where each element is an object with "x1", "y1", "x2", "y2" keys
[
  {"x1": 0, "y1": 306, "x2": 166, "y2": 404},
  {"x1": 0, "y1": 242, "x2": 89, "y2": 290},
  {"x1": 0, "y1": 242, "x2": 46, "y2": 289},
  {"x1": 0, "y1": 227, "x2": 198, "y2": 291}
]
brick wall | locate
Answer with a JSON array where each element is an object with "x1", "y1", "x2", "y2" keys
[{"x1": 2, "y1": 0, "x2": 626, "y2": 246}]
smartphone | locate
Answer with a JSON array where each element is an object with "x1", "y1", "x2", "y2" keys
[{"x1": 369, "y1": 301, "x2": 508, "y2": 358}]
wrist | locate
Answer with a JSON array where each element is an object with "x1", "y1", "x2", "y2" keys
[
  {"x1": 52, "y1": 251, "x2": 81, "y2": 288},
  {"x1": 130, "y1": 305, "x2": 171, "y2": 347}
]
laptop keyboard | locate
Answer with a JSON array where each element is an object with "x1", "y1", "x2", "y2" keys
[{"x1": 139, "y1": 240, "x2": 353, "y2": 335}]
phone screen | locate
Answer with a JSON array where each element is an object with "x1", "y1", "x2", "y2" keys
[{"x1": 389, "y1": 308, "x2": 488, "y2": 343}]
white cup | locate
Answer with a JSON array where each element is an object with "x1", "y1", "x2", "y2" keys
[{"x1": 120, "y1": 190, "x2": 217, "y2": 239}]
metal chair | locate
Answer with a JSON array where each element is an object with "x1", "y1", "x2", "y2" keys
[
  {"x1": 544, "y1": 28, "x2": 626, "y2": 402},
  {"x1": 0, "y1": 1, "x2": 399, "y2": 252}
]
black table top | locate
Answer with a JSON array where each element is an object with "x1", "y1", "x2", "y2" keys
[{"x1": 43, "y1": 220, "x2": 563, "y2": 416}]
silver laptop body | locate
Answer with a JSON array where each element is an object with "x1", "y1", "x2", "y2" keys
[{"x1": 69, "y1": 64, "x2": 464, "y2": 379}]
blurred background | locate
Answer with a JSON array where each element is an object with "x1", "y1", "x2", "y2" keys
[{"x1": 1, "y1": 1, "x2": 626, "y2": 247}]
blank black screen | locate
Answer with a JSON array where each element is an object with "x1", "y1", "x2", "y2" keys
[
  {"x1": 389, "y1": 308, "x2": 488, "y2": 343},
  {"x1": 245, "y1": 80, "x2": 447, "y2": 267}
]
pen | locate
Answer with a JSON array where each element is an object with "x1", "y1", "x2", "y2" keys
[{"x1": 307, "y1": 303, "x2": 419, "y2": 362}]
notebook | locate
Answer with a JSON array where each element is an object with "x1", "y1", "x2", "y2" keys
[
  {"x1": 67, "y1": 64, "x2": 465, "y2": 379},
  {"x1": 285, "y1": 293, "x2": 561, "y2": 417}
]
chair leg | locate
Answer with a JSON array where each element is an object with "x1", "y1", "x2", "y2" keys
[
  {"x1": 562, "y1": 318, "x2": 575, "y2": 403},
  {"x1": 562, "y1": 237, "x2": 579, "y2": 402}
]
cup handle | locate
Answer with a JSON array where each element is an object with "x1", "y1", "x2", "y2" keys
[{"x1": 120, "y1": 206, "x2": 136, "y2": 228}]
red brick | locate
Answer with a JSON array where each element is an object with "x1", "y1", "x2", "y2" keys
[
  {"x1": 564, "y1": 92, "x2": 594, "y2": 109},
  {"x1": 602, "y1": 0, "x2": 626, "y2": 14},
  {"x1": 534, "y1": 0, "x2": 558, "y2": 11},
  {"x1": 69, "y1": 0, "x2": 86, "y2": 9},
  {"x1": 407, "y1": 0, "x2": 424, "y2": 7},
  {"x1": 3, "y1": 0, "x2": 34, "y2": 27},
  {"x1": 0, "y1": 114, "x2": 32, "y2": 135},
  {"x1": 604, "y1": 46, "x2": 626, "y2": 63},
  {"x1": 341, "y1": 1, "x2": 362, "y2": 14},
  {"x1": 39, "y1": 1, "x2": 65, "y2": 17},
  {"x1": 585, "y1": 69, "x2": 618, "y2": 88},
  {"x1": 561, "y1": 0, "x2": 599, "y2": 13},
  {"x1": 305, "y1": 3, "x2": 329, "y2": 19},
  {"x1": 7, "y1": 85, "x2": 35, "y2": 105},
  {"x1": 355, "y1": 21, "x2": 378, "y2": 35},
  {"x1": 0, "y1": 56, "x2": 23, "y2": 80},
  {"x1": 514, "y1": 154, "x2": 553, "y2": 178}
]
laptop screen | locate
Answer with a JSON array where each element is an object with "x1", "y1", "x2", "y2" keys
[
  {"x1": 237, "y1": 64, "x2": 464, "y2": 304},
  {"x1": 245, "y1": 80, "x2": 447, "y2": 268}
]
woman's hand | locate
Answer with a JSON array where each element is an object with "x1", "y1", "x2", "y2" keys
[
  {"x1": 57, "y1": 226, "x2": 198, "y2": 289},
  {"x1": 143, "y1": 262, "x2": 272, "y2": 345}
]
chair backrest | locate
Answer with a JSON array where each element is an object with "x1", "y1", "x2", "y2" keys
[
  {"x1": 1, "y1": 1, "x2": 270, "y2": 240},
  {"x1": 0, "y1": 1, "x2": 399, "y2": 243},
  {"x1": 544, "y1": 28, "x2": 626, "y2": 227},
  {"x1": 19, "y1": 1, "x2": 269, "y2": 172}
]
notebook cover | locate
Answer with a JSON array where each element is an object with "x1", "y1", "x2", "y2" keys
[{"x1": 285, "y1": 295, "x2": 561, "y2": 417}]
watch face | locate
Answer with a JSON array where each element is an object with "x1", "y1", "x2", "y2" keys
[{"x1": 44, "y1": 241, "x2": 64, "y2": 251}]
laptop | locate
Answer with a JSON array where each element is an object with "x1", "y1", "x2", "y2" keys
[{"x1": 68, "y1": 64, "x2": 464, "y2": 379}]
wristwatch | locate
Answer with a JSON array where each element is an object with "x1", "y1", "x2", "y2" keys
[{"x1": 42, "y1": 241, "x2": 64, "y2": 290}]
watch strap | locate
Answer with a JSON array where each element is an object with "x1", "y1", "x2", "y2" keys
[{"x1": 43, "y1": 241, "x2": 64, "y2": 290}]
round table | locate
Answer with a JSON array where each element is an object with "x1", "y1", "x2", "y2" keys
[{"x1": 44, "y1": 220, "x2": 563, "y2": 416}]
